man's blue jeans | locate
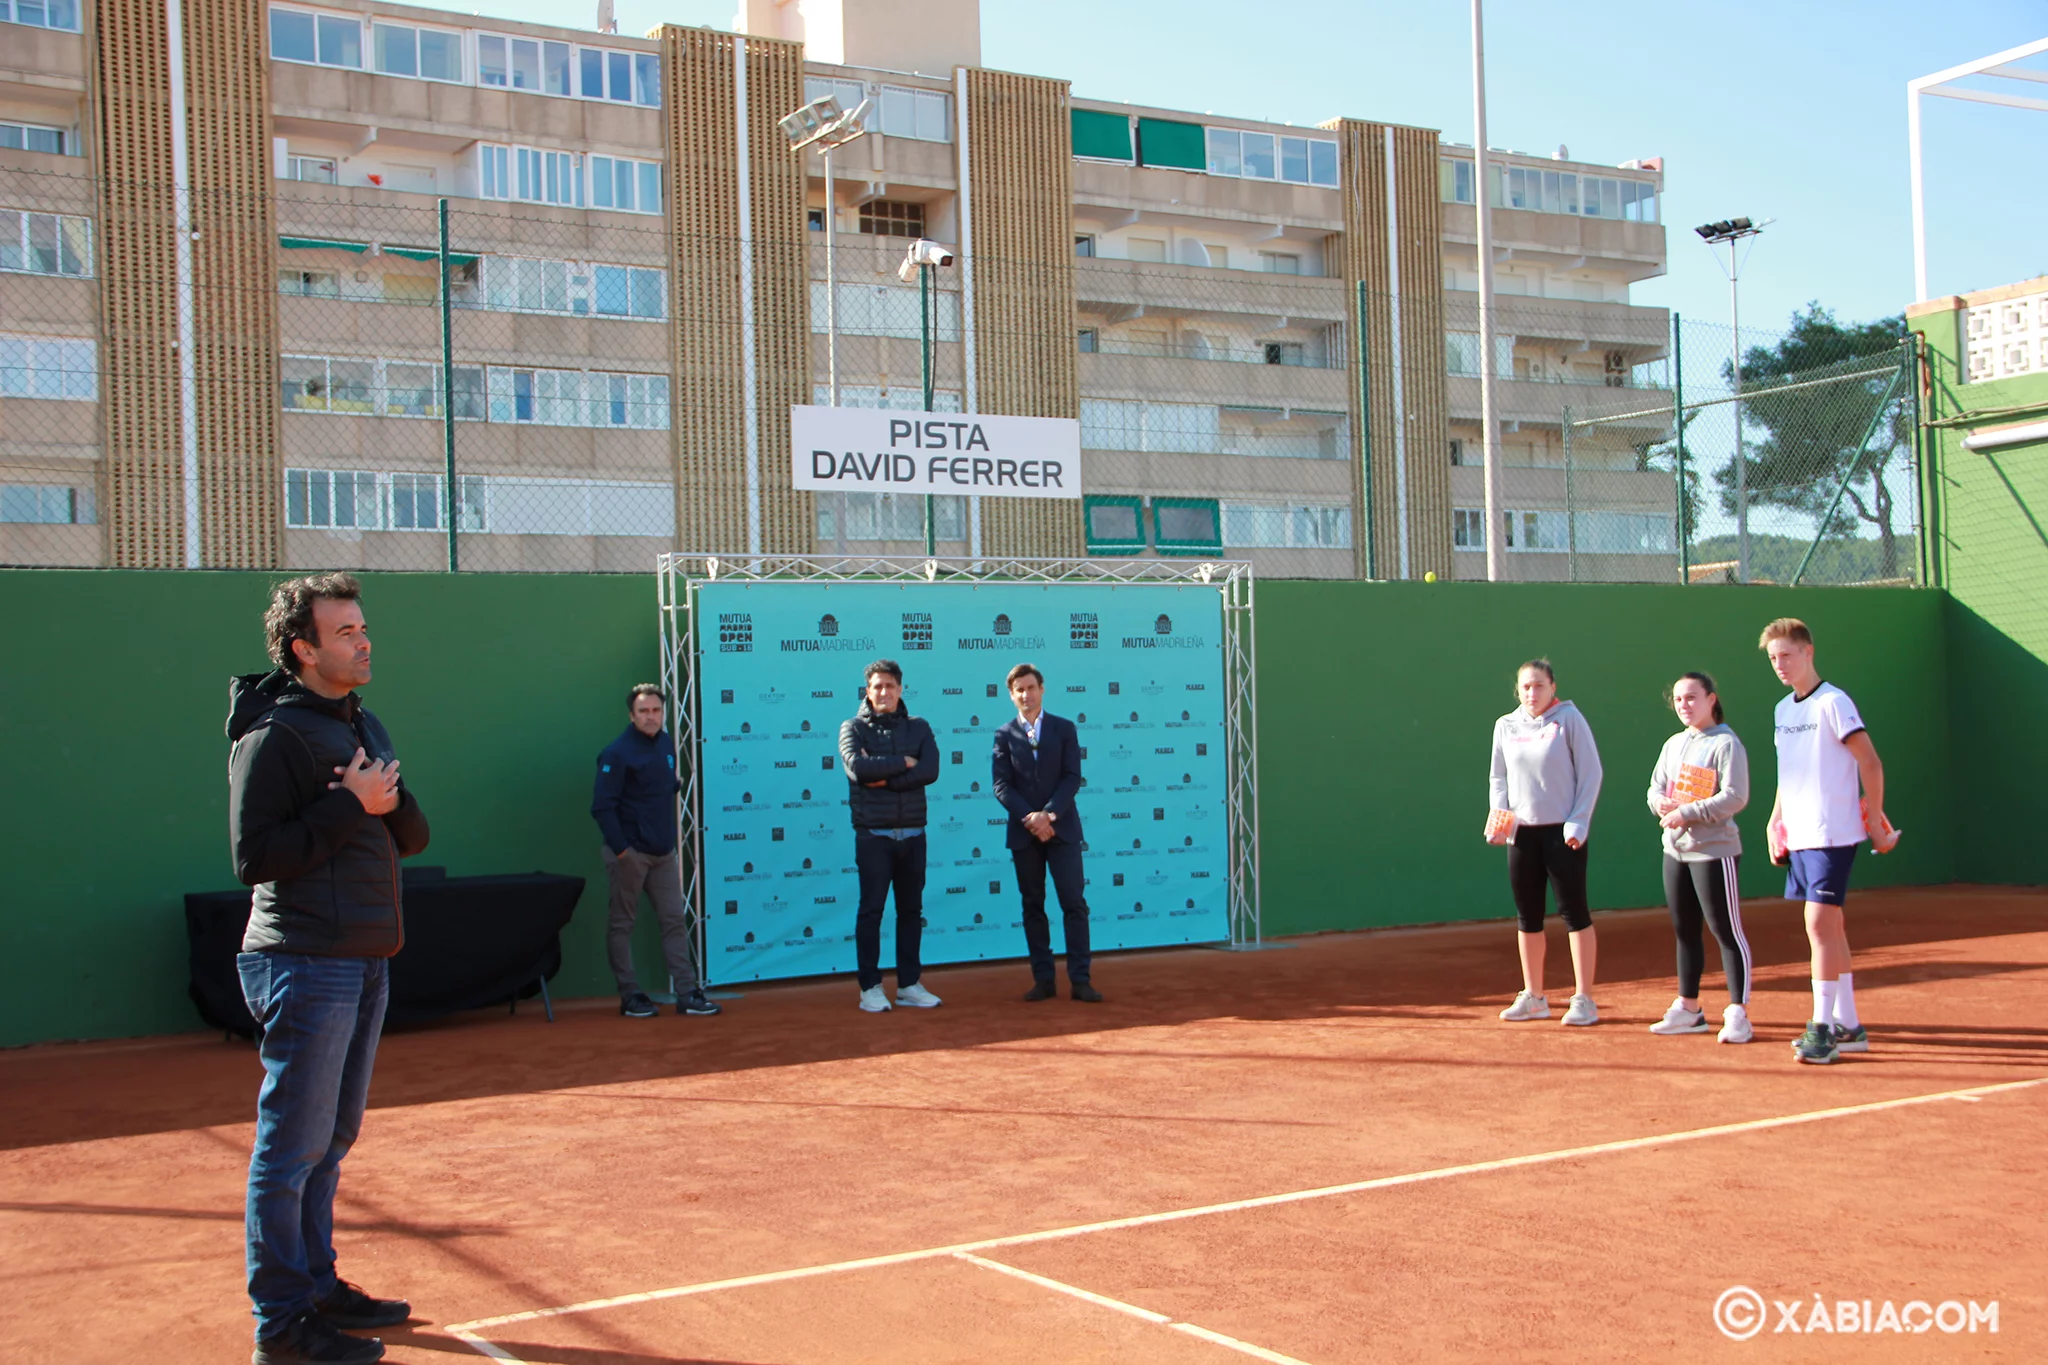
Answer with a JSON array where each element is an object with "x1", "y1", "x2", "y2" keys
[{"x1": 237, "y1": 951, "x2": 388, "y2": 1340}]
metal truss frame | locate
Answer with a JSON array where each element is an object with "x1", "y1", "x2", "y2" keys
[{"x1": 657, "y1": 553, "x2": 1263, "y2": 986}]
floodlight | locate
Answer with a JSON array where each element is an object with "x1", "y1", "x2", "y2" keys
[
  {"x1": 778, "y1": 95, "x2": 871, "y2": 154},
  {"x1": 895, "y1": 238, "x2": 956, "y2": 283}
]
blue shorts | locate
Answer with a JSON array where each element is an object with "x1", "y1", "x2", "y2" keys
[{"x1": 1785, "y1": 845, "x2": 1858, "y2": 907}]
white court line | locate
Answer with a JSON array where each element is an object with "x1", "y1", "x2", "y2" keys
[
  {"x1": 445, "y1": 1074, "x2": 2044, "y2": 1350},
  {"x1": 954, "y1": 1251, "x2": 1316, "y2": 1365}
]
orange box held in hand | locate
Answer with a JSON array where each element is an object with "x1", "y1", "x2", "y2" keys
[
  {"x1": 1671, "y1": 763, "x2": 1718, "y2": 805},
  {"x1": 1485, "y1": 809, "x2": 1518, "y2": 843}
]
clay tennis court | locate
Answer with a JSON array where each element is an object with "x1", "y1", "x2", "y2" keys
[{"x1": 3, "y1": 884, "x2": 2042, "y2": 1364}]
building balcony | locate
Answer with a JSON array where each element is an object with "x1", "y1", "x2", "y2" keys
[
  {"x1": 1448, "y1": 375, "x2": 1675, "y2": 431},
  {"x1": 1441, "y1": 202, "x2": 1666, "y2": 284}
]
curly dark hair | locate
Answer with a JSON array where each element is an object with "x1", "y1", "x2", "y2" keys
[{"x1": 264, "y1": 572, "x2": 362, "y2": 675}]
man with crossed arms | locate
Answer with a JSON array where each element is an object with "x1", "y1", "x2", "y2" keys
[{"x1": 992, "y1": 662, "x2": 1103, "y2": 1003}]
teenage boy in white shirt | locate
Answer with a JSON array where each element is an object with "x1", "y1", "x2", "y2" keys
[{"x1": 1759, "y1": 617, "x2": 1897, "y2": 1065}]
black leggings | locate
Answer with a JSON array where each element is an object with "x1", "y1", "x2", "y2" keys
[
  {"x1": 1508, "y1": 824, "x2": 1591, "y2": 933},
  {"x1": 1663, "y1": 854, "x2": 1750, "y2": 1004}
]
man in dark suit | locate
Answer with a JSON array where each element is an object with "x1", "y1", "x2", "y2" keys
[{"x1": 992, "y1": 662, "x2": 1103, "y2": 1002}]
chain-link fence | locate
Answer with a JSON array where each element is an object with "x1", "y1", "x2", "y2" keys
[{"x1": 0, "y1": 161, "x2": 1920, "y2": 584}]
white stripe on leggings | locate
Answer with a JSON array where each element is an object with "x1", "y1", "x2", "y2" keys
[{"x1": 1722, "y1": 855, "x2": 1752, "y2": 1005}]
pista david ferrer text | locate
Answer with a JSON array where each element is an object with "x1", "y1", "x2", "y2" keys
[{"x1": 790, "y1": 406, "x2": 1084, "y2": 500}]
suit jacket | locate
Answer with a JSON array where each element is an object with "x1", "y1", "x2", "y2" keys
[{"x1": 991, "y1": 712, "x2": 1085, "y2": 850}]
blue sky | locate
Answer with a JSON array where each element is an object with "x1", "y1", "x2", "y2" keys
[{"x1": 490, "y1": 0, "x2": 2044, "y2": 335}]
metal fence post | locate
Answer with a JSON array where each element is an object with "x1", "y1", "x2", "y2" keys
[
  {"x1": 920, "y1": 261, "x2": 935, "y2": 556},
  {"x1": 438, "y1": 197, "x2": 458, "y2": 573},
  {"x1": 1562, "y1": 404, "x2": 1577, "y2": 581},
  {"x1": 1672, "y1": 312, "x2": 1688, "y2": 584},
  {"x1": 1355, "y1": 280, "x2": 1376, "y2": 580}
]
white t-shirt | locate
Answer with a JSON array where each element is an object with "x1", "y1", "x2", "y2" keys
[{"x1": 1773, "y1": 681, "x2": 1867, "y2": 850}]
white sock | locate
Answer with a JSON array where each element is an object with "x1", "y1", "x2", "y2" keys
[
  {"x1": 1833, "y1": 972, "x2": 1860, "y2": 1030},
  {"x1": 1812, "y1": 979, "x2": 1838, "y2": 1025}
]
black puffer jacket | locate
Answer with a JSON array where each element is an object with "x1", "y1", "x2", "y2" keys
[
  {"x1": 838, "y1": 699, "x2": 939, "y2": 831},
  {"x1": 226, "y1": 670, "x2": 431, "y2": 957}
]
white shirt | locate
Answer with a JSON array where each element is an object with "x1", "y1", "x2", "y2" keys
[
  {"x1": 1773, "y1": 681, "x2": 1867, "y2": 850},
  {"x1": 1021, "y1": 711, "x2": 1043, "y2": 748}
]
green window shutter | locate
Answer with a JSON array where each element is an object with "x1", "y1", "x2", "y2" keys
[
  {"x1": 1153, "y1": 497, "x2": 1222, "y2": 556},
  {"x1": 278, "y1": 235, "x2": 369, "y2": 253},
  {"x1": 1083, "y1": 495, "x2": 1146, "y2": 555},
  {"x1": 1135, "y1": 118, "x2": 1206, "y2": 172},
  {"x1": 1071, "y1": 109, "x2": 1133, "y2": 162},
  {"x1": 380, "y1": 245, "x2": 480, "y2": 265}
]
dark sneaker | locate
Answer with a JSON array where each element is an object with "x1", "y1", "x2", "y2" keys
[
  {"x1": 1071, "y1": 982, "x2": 1105, "y2": 1003},
  {"x1": 678, "y1": 989, "x2": 723, "y2": 1016},
  {"x1": 1833, "y1": 1024, "x2": 1869, "y2": 1053},
  {"x1": 315, "y1": 1280, "x2": 410, "y2": 1330},
  {"x1": 253, "y1": 1310, "x2": 384, "y2": 1364},
  {"x1": 1023, "y1": 981, "x2": 1057, "y2": 1002},
  {"x1": 620, "y1": 992, "x2": 658, "y2": 1018},
  {"x1": 1793, "y1": 1019, "x2": 1839, "y2": 1065}
]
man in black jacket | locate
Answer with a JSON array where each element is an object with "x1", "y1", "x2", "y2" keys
[
  {"x1": 992, "y1": 662, "x2": 1102, "y2": 1002},
  {"x1": 227, "y1": 573, "x2": 428, "y2": 1365},
  {"x1": 838, "y1": 659, "x2": 941, "y2": 1012},
  {"x1": 592, "y1": 683, "x2": 720, "y2": 1019}
]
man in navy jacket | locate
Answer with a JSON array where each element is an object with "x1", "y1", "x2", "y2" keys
[
  {"x1": 592, "y1": 684, "x2": 720, "y2": 1019},
  {"x1": 991, "y1": 663, "x2": 1103, "y2": 1002}
]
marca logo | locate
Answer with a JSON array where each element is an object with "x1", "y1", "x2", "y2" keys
[
  {"x1": 774, "y1": 759, "x2": 797, "y2": 769},
  {"x1": 1185, "y1": 682, "x2": 1206, "y2": 691},
  {"x1": 811, "y1": 689, "x2": 835, "y2": 699},
  {"x1": 722, "y1": 832, "x2": 746, "y2": 841},
  {"x1": 718, "y1": 612, "x2": 753, "y2": 653},
  {"x1": 1154, "y1": 746, "x2": 1174, "y2": 755},
  {"x1": 942, "y1": 686, "x2": 963, "y2": 696},
  {"x1": 814, "y1": 895, "x2": 837, "y2": 905}
]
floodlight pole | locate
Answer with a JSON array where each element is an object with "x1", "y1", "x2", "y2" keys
[
  {"x1": 921, "y1": 261, "x2": 935, "y2": 555},
  {"x1": 1729, "y1": 236, "x2": 1747, "y2": 585},
  {"x1": 824, "y1": 145, "x2": 839, "y2": 405},
  {"x1": 1471, "y1": 0, "x2": 1504, "y2": 583}
]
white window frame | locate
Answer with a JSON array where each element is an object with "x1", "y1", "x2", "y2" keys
[
  {"x1": 370, "y1": 19, "x2": 465, "y2": 83},
  {"x1": 0, "y1": 0, "x2": 83, "y2": 33},
  {"x1": 0, "y1": 119, "x2": 73, "y2": 156},
  {"x1": 479, "y1": 255, "x2": 668, "y2": 320},
  {"x1": 0, "y1": 332, "x2": 96, "y2": 400},
  {"x1": 268, "y1": 5, "x2": 363, "y2": 70},
  {"x1": 588, "y1": 154, "x2": 662, "y2": 215},
  {"x1": 1221, "y1": 502, "x2": 1352, "y2": 549},
  {"x1": 484, "y1": 364, "x2": 671, "y2": 430},
  {"x1": 1205, "y1": 126, "x2": 1339, "y2": 187},
  {"x1": 0, "y1": 482, "x2": 92, "y2": 523},
  {"x1": 279, "y1": 354, "x2": 484, "y2": 420},
  {"x1": 0, "y1": 209, "x2": 92, "y2": 278}
]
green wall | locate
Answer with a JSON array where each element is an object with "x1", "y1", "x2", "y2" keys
[
  {"x1": 1914, "y1": 293, "x2": 2048, "y2": 882},
  {"x1": 1254, "y1": 581, "x2": 1955, "y2": 936},
  {"x1": 0, "y1": 569, "x2": 1971, "y2": 1047}
]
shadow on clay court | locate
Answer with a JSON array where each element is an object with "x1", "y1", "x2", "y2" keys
[
  {"x1": 2, "y1": 886, "x2": 2040, "y2": 1153},
  {"x1": 383, "y1": 1326, "x2": 774, "y2": 1365}
]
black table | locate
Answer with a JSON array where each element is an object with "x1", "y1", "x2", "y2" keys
[{"x1": 186, "y1": 867, "x2": 584, "y2": 1037}]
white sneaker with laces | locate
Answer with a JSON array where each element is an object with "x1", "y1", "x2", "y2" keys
[
  {"x1": 894, "y1": 982, "x2": 942, "y2": 1009},
  {"x1": 858, "y1": 985, "x2": 892, "y2": 1013},
  {"x1": 1649, "y1": 999, "x2": 1710, "y2": 1035},
  {"x1": 1499, "y1": 990, "x2": 1550, "y2": 1022},
  {"x1": 1561, "y1": 994, "x2": 1599, "y2": 1026},
  {"x1": 1718, "y1": 1003, "x2": 1754, "y2": 1044}
]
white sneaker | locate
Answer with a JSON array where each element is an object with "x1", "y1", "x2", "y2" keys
[
  {"x1": 1561, "y1": 994, "x2": 1599, "y2": 1026},
  {"x1": 1718, "y1": 1004, "x2": 1754, "y2": 1044},
  {"x1": 894, "y1": 982, "x2": 942, "y2": 1009},
  {"x1": 858, "y1": 985, "x2": 892, "y2": 1012},
  {"x1": 1499, "y1": 990, "x2": 1550, "y2": 1022},
  {"x1": 1649, "y1": 999, "x2": 1710, "y2": 1035}
]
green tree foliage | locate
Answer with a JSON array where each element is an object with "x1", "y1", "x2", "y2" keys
[{"x1": 1714, "y1": 304, "x2": 1912, "y2": 579}]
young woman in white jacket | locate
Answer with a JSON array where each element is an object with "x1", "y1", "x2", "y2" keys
[{"x1": 1487, "y1": 659, "x2": 1605, "y2": 1026}]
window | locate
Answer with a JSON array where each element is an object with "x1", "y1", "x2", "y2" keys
[
  {"x1": 1573, "y1": 510, "x2": 1673, "y2": 554},
  {"x1": 1220, "y1": 407, "x2": 1346, "y2": 459},
  {"x1": 1074, "y1": 234, "x2": 1096, "y2": 258},
  {"x1": 278, "y1": 269, "x2": 338, "y2": 297},
  {"x1": 1153, "y1": 498, "x2": 1222, "y2": 556},
  {"x1": 1126, "y1": 237, "x2": 1166, "y2": 263},
  {"x1": 1262, "y1": 342, "x2": 1304, "y2": 367},
  {"x1": 1444, "y1": 332, "x2": 1514, "y2": 377},
  {"x1": 1203, "y1": 244, "x2": 1227, "y2": 268},
  {"x1": 1081, "y1": 399, "x2": 1221, "y2": 454},
  {"x1": 1204, "y1": 127, "x2": 1340, "y2": 186},
  {"x1": 633, "y1": 53, "x2": 661, "y2": 107},
  {"x1": 0, "y1": 333, "x2": 95, "y2": 400},
  {"x1": 371, "y1": 22, "x2": 462, "y2": 81},
  {"x1": 594, "y1": 264, "x2": 666, "y2": 319},
  {"x1": 810, "y1": 384, "x2": 963, "y2": 412},
  {"x1": 878, "y1": 85, "x2": 949, "y2": 142},
  {"x1": 804, "y1": 76, "x2": 866, "y2": 118},
  {"x1": 858, "y1": 199, "x2": 925, "y2": 238},
  {"x1": 589, "y1": 156, "x2": 661, "y2": 214},
  {"x1": 1083, "y1": 495, "x2": 1145, "y2": 555},
  {"x1": 0, "y1": 484, "x2": 91, "y2": 523},
  {"x1": 822, "y1": 492, "x2": 966, "y2": 543},
  {"x1": 1449, "y1": 438, "x2": 1467, "y2": 467},
  {"x1": 271, "y1": 9, "x2": 363, "y2": 68},
  {"x1": 1076, "y1": 328, "x2": 1098, "y2": 353},
  {"x1": 2, "y1": 0, "x2": 81, "y2": 31},
  {"x1": 1259, "y1": 252, "x2": 1300, "y2": 275},
  {"x1": 486, "y1": 366, "x2": 670, "y2": 429},
  {"x1": 0, "y1": 211, "x2": 91, "y2": 277},
  {"x1": 1453, "y1": 508, "x2": 1487, "y2": 549},
  {"x1": 286, "y1": 469, "x2": 382, "y2": 529},
  {"x1": 1440, "y1": 157, "x2": 1657, "y2": 224},
  {"x1": 281, "y1": 355, "x2": 482, "y2": 419},
  {"x1": 479, "y1": 145, "x2": 589, "y2": 208},
  {"x1": 1222, "y1": 503, "x2": 1351, "y2": 549},
  {"x1": 0, "y1": 120, "x2": 70, "y2": 156},
  {"x1": 284, "y1": 155, "x2": 337, "y2": 183},
  {"x1": 812, "y1": 282, "x2": 961, "y2": 340}
]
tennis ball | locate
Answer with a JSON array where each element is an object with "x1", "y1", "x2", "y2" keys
[{"x1": 1424, "y1": 571, "x2": 1437, "y2": 583}]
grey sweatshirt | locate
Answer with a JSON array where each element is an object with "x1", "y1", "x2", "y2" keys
[
  {"x1": 1645, "y1": 723, "x2": 1748, "y2": 861},
  {"x1": 1488, "y1": 701, "x2": 1604, "y2": 844}
]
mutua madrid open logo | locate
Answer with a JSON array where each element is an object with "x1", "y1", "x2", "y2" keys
[
  {"x1": 902, "y1": 611, "x2": 933, "y2": 651},
  {"x1": 1070, "y1": 612, "x2": 1099, "y2": 649},
  {"x1": 718, "y1": 612, "x2": 753, "y2": 653}
]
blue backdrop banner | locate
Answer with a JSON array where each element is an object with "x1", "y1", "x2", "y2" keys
[{"x1": 697, "y1": 581, "x2": 1230, "y2": 983}]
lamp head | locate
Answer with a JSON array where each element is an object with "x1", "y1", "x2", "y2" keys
[{"x1": 895, "y1": 238, "x2": 956, "y2": 282}]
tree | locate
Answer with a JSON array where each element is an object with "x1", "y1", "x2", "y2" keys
[{"x1": 1712, "y1": 304, "x2": 1912, "y2": 580}]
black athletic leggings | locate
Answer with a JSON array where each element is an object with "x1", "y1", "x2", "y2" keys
[
  {"x1": 1662, "y1": 854, "x2": 1750, "y2": 1004},
  {"x1": 1507, "y1": 823, "x2": 1591, "y2": 933}
]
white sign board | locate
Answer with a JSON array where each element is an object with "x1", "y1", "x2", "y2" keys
[{"x1": 791, "y1": 405, "x2": 1083, "y2": 500}]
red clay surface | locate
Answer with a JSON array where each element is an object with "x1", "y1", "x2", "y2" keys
[{"x1": 2, "y1": 884, "x2": 2043, "y2": 1364}]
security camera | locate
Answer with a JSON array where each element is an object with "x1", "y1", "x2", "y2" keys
[{"x1": 896, "y1": 238, "x2": 956, "y2": 282}]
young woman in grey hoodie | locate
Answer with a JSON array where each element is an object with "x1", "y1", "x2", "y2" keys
[
  {"x1": 1645, "y1": 671, "x2": 1754, "y2": 1043},
  {"x1": 1487, "y1": 659, "x2": 1604, "y2": 1026}
]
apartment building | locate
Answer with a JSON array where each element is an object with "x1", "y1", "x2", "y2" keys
[{"x1": 0, "y1": 0, "x2": 1670, "y2": 579}]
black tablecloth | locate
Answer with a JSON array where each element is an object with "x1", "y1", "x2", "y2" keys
[{"x1": 186, "y1": 867, "x2": 584, "y2": 1036}]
